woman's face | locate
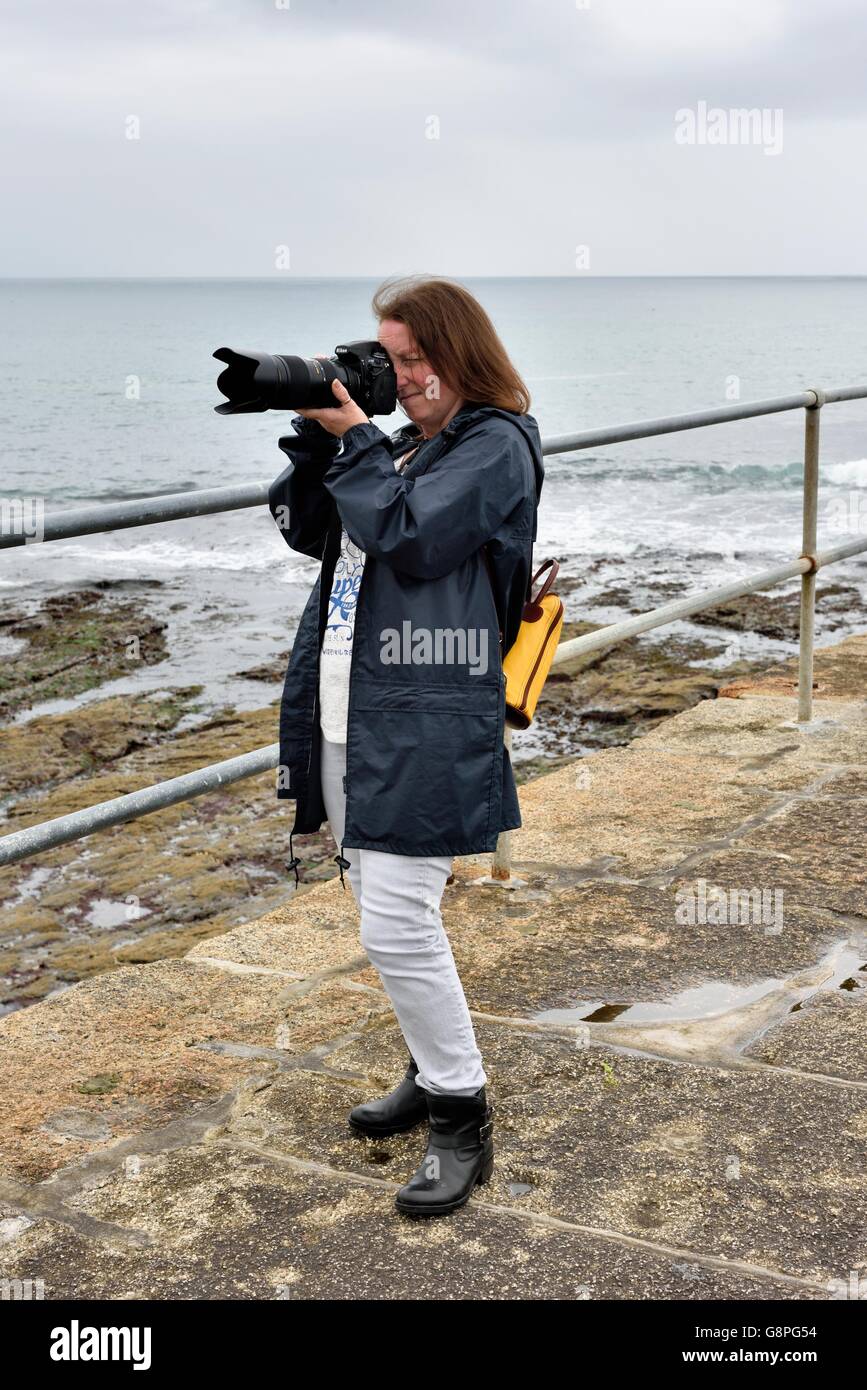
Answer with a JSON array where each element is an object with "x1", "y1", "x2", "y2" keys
[{"x1": 377, "y1": 318, "x2": 465, "y2": 438}]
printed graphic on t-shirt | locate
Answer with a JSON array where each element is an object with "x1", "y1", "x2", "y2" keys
[
  {"x1": 318, "y1": 453, "x2": 407, "y2": 740},
  {"x1": 324, "y1": 534, "x2": 365, "y2": 648}
]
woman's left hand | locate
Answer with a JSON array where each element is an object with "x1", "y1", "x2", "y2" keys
[{"x1": 295, "y1": 376, "x2": 370, "y2": 436}]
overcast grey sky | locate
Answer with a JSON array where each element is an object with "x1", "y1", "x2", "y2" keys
[{"x1": 1, "y1": 0, "x2": 865, "y2": 276}]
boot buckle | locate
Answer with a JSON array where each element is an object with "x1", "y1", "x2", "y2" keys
[{"x1": 479, "y1": 1118, "x2": 494, "y2": 1143}]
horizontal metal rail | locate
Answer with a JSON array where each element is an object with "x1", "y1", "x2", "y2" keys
[
  {"x1": 3, "y1": 384, "x2": 866, "y2": 549},
  {"x1": 0, "y1": 481, "x2": 271, "y2": 549},
  {"x1": 1, "y1": 382, "x2": 865, "y2": 873},
  {"x1": 540, "y1": 384, "x2": 865, "y2": 455},
  {"x1": 550, "y1": 535, "x2": 867, "y2": 665},
  {"x1": 0, "y1": 744, "x2": 280, "y2": 865}
]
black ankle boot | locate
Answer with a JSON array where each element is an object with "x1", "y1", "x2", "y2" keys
[
  {"x1": 395, "y1": 1085, "x2": 494, "y2": 1216},
  {"x1": 348, "y1": 1053, "x2": 429, "y2": 1138}
]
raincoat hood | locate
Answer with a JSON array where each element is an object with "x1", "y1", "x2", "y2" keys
[{"x1": 390, "y1": 402, "x2": 544, "y2": 507}]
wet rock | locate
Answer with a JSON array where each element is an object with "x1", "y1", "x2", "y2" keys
[
  {"x1": 529, "y1": 621, "x2": 732, "y2": 755},
  {"x1": 0, "y1": 698, "x2": 339, "y2": 1012},
  {"x1": 0, "y1": 687, "x2": 207, "y2": 797},
  {"x1": 593, "y1": 580, "x2": 689, "y2": 613},
  {"x1": 692, "y1": 582, "x2": 864, "y2": 641},
  {"x1": 0, "y1": 585, "x2": 170, "y2": 719},
  {"x1": 235, "y1": 652, "x2": 291, "y2": 683}
]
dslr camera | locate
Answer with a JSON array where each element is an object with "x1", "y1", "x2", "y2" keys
[{"x1": 213, "y1": 340, "x2": 396, "y2": 418}]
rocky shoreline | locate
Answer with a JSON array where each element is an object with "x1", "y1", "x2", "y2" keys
[
  {"x1": 1, "y1": 574, "x2": 865, "y2": 1015},
  {"x1": 0, "y1": 581, "x2": 170, "y2": 723}
]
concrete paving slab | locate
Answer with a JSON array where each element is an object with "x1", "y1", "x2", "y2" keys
[
  {"x1": 210, "y1": 1023, "x2": 867, "y2": 1285},
  {"x1": 743, "y1": 971, "x2": 867, "y2": 1081},
  {"x1": 637, "y1": 695, "x2": 867, "y2": 766},
  {"x1": 185, "y1": 875, "x2": 363, "y2": 977},
  {"x1": 675, "y1": 847, "x2": 865, "y2": 919},
  {"x1": 0, "y1": 958, "x2": 389, "y2": 1183},
  {"x1": 0, "y1": 1137, "x2": 830, "y2": 1300},
  {"x1": 736, "y1": 795, "x2": 866, "y2": 889},
  {"x1": 501, "y1": 744, "x2": 808, "y2": 877}
]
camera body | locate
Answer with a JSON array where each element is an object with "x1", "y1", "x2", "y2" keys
[{"x1": 213, "y1": 339, "x2": 397, "y2": 417}]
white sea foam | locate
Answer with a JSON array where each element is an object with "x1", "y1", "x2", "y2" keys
[
  {"x1": 25, "y1": 536, "x2": 314, "y2": 578},
  {"x1": 822, "y1": 458, "x2": 867, "y2": 487}
]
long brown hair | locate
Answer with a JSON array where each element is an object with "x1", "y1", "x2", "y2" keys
[{"x1": 371, "y1": 275, "x2": 531, "y2": 415}]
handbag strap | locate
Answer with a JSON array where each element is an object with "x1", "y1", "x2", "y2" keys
[{"x1": 529, "y1": 557, "x2": 559, "y2": 603}]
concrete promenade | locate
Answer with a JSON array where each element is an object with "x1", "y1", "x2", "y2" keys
[{"x1": 1, "y1": 634, "x2": 865, "y2": 1300}]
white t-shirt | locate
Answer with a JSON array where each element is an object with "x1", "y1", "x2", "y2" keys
[{"x1": 318, "y1": 444, "x2": 419, "y2": 743}]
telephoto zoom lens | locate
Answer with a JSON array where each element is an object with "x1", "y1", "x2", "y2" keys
[{"x1": 213, "y1": 348, "x2": 355, "y2": 414}]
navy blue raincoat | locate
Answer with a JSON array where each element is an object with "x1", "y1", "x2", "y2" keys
[{"x1": 267, "y1": 400, "x2": 544, "y2": 888}]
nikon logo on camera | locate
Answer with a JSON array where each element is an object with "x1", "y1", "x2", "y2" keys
[{"x1": 379, "y1": 623, "x2": 489, "y2": 675}]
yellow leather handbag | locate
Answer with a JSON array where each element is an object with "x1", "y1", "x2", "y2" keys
[{"x1": 483, "y1": 550, "x2": 564, "y2": 730}]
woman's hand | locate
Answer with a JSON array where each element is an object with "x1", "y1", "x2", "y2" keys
[{"x1": 294, "y1": 353, "x2": 370, "y2": 436}]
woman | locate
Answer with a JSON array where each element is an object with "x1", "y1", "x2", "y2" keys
[{"x1": 267, "y1": 275, "x2": 544, "y2": 1217}]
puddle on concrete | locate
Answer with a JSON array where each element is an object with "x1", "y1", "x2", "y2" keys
[
  {"x1": 533, "y1": 946, "x2": 867, "y2": 1028},
  {"x1": 790, "y1": 961, "x2": 866, "y2": 1010}
]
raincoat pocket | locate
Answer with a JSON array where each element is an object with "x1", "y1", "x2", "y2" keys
[{"x1": 346, "y1": 705, "x2": 500, "y2": 854}]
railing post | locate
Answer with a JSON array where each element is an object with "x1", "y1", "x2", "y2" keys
[{"x1": 797, "y1": 389, "x2": 825, "y2": 722}]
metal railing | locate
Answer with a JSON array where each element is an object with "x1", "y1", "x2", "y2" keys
[{"x1": 2, "y1": 384, "x2": 866, "y2": 883}]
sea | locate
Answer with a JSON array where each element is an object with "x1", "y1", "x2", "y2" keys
[{"x1": 1, "y1": 276, "x2": 866, "y2": 733}]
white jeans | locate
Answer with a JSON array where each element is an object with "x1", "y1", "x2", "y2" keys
[{"x1": 320, "y1": 734, "x2": 487, "y2": 1096}]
